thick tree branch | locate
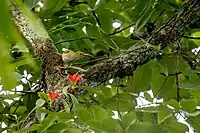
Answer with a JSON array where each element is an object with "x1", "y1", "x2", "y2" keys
[
  {"x1": 10, "y1": 1, "x2": 67, "y2": 90},
  {"x1": 83, "y1": 44, "x2": 158, "y2": 86},
  {"x1": 10, "y1": 0, "x2": 200, "y2": 89},
  {"x1": 82, "y1": 0, "x2": 200, "y2": 86},
  {"x1": 147, "y1": 0, "x2": 200, "y2": 48}
]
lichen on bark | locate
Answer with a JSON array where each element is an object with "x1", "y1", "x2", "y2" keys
[{"x1": 9, "y1": 0, "x2": 200, "y2": 89}]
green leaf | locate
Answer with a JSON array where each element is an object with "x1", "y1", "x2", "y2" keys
[
  {"x1": 37, "y1": 113, "x2": 58, "y2": 133},
  {"x1": 0, "y1": 0, "x2": 20, "y2": 41},
  {"x1": 11, "y1": 106, "x2": 27, "y2": 115},
  {"x1": 64, "y1": 128, "x2": 83, "y2": 133},
  {"x1": 104, "y1": 0, "x2": 121, "y2": 12},
  {"x1": 86, "y1": 25, "x2": 101, "y2": 39},
  {"x1": 111, "y1": 36, "x2": 136, "y2": 50},
  {"x1": 45, "y1": 123, "x2": 68, "y2": 133},
  {"x1": 163, "y1": 117, "x2": 188, "y2": 133},
  {"x1": 38, "y1": 92, "x2": 49, "y2": 102},
  {"x1": 87, "y1": 120, "x2": 103, "y2": 131},
  {"x1": 102, "y1": 118, "x2": 122, "y2": 132},
  {"x1": 158, "y1": 108, "x2": 172, "y2": 124},
  {"x1": 102, "y1": 92, "x2": 135, "y2": 112},
  {"x1": 180, "y1": 99, "x2": 197, "y2": 112},
  {"x1": 100, "y1": 86, "x2": 113, "y2": 98},
  {"x1": 179, "y1": 71, "x2": 200, "y2": 89},
  {"x1": 97, "y1": 9, "x2": 113, "y2": 33},
  {"x1": 42, "y1": 0, "x2": 66, "y2": 17},
  {"x1": 35, "y1": 99, "x2": 45, "y2": 108},
  {"x1": 56, "y1": 112, "x2": 72, "y2": 121},
  {"x1": 133, "y1": 62, "x2": 152, "y2": 93},
  {"x1": 123, "y1": 111, "x2": 137, "y2": 128},
  {"x1": 63, "y1": 101, "x2": 70, "y2": 113},
  {"x1": 187, "y1": 115, "x2": 200, "y2": 131},
  {"x1": 36, "y1": 107, "x2": 46, "y2": 121},
  {"x1": 0, "y1": 39, "x2": 16, "y2": 90},
  {"x1": 75, "y1": 106, "x2": 92, "y2": 122},
  {"x1": 158, "y1": 54, "x2": 178, "y2": 74},
  {"x1": 128, "y1": 122, "x2": 161, "y2": 133},
  {"x1": 12, "y1": 72, "x2": 22, "y2": 82},
  {"x1": 144, "y1": 92, "x2": 153, "y2": 102},
  {"x1": 135, "y1": 6, "x2": 156, "y2": 31},
  {"x1": 90, "y1": 106, "x2": 108, "y2": 121},
  {"x1": 68, "y1": 93, "x2": 79, "y2": 110},
  {"x1": 18, "y1": 124, "x2": 42, "y2": 133},
  {"x1": 75, "y1": 26, "x2": 94, "y2": 50},
  {"x1": 23, "y1": 0, "x2": 37, "y2": 8},
  {"x1": 152, "y1": 71, "x2": 176, "y2": 100},
  {"x1": 166, "y1": 99, "x2": 180, "y2": 110}
]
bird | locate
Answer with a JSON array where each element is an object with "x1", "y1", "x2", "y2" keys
[{"x1": 55, "y1": 49, "x2": 91, "y2": 70}]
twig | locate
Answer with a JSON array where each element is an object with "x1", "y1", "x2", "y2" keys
[
  {"x1": 91, "y1": 10, "x2": 101, "y2": 27},
  {"x1": 160, "y1": 72, "x2": 182, "y2": 76},
  {"x1": 182, "y1": 36, "x2": 200, "y2": 39},
  {"x1": 175, "y1": 72, "x2": 180, "y2": 102},
  {"x1": 109, "y1": 23, "x2": 135, "y2": 36}
]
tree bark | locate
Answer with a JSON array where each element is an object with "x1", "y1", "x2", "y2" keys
[
  {"x1": 10, "y1": 0, "x2": 200, "y2": 90},
  {"x1": 83, "y1": 0, "x2": 200, "y2": 86}
]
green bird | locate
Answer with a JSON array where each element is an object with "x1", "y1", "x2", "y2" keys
[{"x1": 56, "y1": 49, "x2": 91, "y2": 69}]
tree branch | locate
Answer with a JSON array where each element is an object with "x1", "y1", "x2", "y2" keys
[
  {"x1": 10, "y1": 0, "x2": 200, "y2": 89},
  {"x1": 109, "y1": 23, "x2": 135, "y2": 36},
  {"x1": 82, "y1": 0, "x2": 200, "y2": 86},
  {"x1": 10, "y1": 1, "x2": 67, "y2": 90}
]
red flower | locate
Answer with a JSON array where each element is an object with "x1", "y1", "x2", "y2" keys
[
  {"x1": 48, "y1": 91, "x2": 59, "y2": 101},
  {"x1": 68, "y1": 74, "x2": 82, "y2": 84}
]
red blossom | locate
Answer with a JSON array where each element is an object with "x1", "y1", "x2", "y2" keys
[
  {"x1": 68, "y1": 74, "x2": 82, "y2": 84},
  {"x1": 48, "y1": 91, "x2": 59, "y2": 101}
]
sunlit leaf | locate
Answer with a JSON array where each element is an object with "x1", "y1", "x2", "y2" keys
[{"x1": 35, "y1": 99, "x2": 45, "y2": 108}]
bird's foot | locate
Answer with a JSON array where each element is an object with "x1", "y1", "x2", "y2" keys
[
  {"x1": 55, "y1": 52, "x2": 62, "y2": 57},
  {"x1": 55, "y1": 66, "x2": 67, "y2": 70}
]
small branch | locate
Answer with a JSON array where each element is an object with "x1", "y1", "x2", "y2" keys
[
  {"x1": 109, "y1": 23, "x2": 135, "y2": 36},
  {"x1": 91, "y1": 10, "x2": 101, "y2": 27},
  {"x1": 175, "y1": 72, "x2": 181, "y2": 102},
  {"x1": 182, "y1": 36, "x2": 200, "y2": 39},
  {"x1": 160, "y1": 72, "x2": 182, "y2": 76},
  {"x1": 55, "y1": 37, "x2": 96, "y2": 45}
]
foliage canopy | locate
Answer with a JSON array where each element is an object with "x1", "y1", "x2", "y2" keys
[{"x1": 1, "y1": 0, "x2": 200, "y2": 133}]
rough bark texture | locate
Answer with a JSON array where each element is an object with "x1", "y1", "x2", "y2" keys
[
  {"x1": 10, "y1": 0, "x2": 200, "y2": 89},
  {"x1": 10, "y1": 2, "x2": 67, "y2": 90},
  {"x1": 147, "y1": 0, "x2": 200, "y2": 47},
  {"x1": 83, "y1": 0, "x2": 200, "y2": 86}
]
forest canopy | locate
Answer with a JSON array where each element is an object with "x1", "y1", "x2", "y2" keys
[{"x1": 1, "y1": 0, "x2": 200, "y2": 133}]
